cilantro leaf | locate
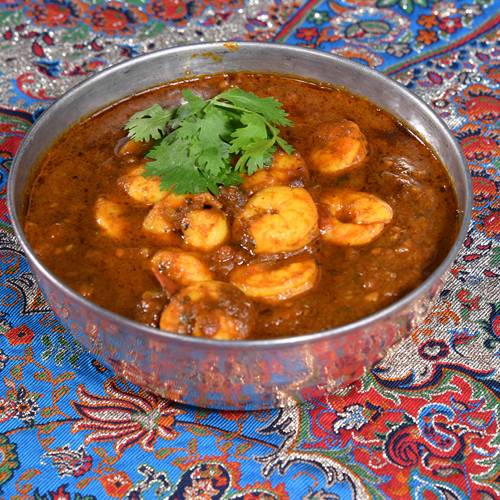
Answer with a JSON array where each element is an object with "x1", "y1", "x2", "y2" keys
[
  {"x1": 125, "y1": 104, "x2": 177, "y2": 142},
  {"x1": 145, "y1": 133, "x2": 207, "y2": 194},
  {"x1": 125, "y1": 86, "x2": 294, "y2": 195},
  {"x1": 237, "y1": 139, "x2": 276, "y2": 175},
  {"x1": 214, "y1": 88, "x2": 293, "y2": 128},
  {"x1": 229, "y1": 113, "x2": 269, "y2": 158},
  {"x1": 197, "y1": 105, "x2": 232, "y2": 177}
]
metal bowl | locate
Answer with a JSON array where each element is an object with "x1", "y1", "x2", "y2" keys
[{"x1": 7, "y1": 42, "x2": 472, "y2": 410}]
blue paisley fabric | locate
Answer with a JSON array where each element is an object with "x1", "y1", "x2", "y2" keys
[{"x1": 0, "y1": 1, "x2": 499, "y2": 499}]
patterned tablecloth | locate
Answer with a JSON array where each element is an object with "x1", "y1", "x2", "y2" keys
[{"x1": 0, "y1": 0, "x2": 499, "y2": 499}]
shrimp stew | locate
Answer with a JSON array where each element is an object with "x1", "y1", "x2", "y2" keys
[{"x1": 23, "y1": 73, "x2": 459, "y2": 340}]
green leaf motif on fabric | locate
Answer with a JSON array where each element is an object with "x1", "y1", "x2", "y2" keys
[
  {"x1": 491, "y1": 247, "x2": 500, "y2": 267},
  {"x1": 307, "y1": 10, "x2": 330, "y2": 25},
  {"x1": 41, "y1": 335, "x2": 52, "y2": 347},
  {"x1": 10, "y1": 364, "x2": 22, "y2": 380},
  {"x1": 40, "y1": 422, "x2": 58, "y2": 434},
  {"x1": 399, "y1": 0, "x2": 414, "y2": 13},
  {"x1": 236, "y1": 443, "x2": 253, "y2": 454},
  {"x1": 0, "y1": 10, "x2": 22, "y2": 27},
  {"x1": 40, "y1": 334, "x2": 83, "y2": 368},
  {"x1": 400, "y1": 30, "x2": 413, "y2": 43},
  {"x1": 376, "y1": 0, "x2": 398, "y2": 6},
  {"x1": 155, "y1": 447, "x2": 177, "y2": 459},
  {"x1": 381, "y1": 0, "x2": 438, "y2": 12},
  {"x1": 54, "y1": 386, "x2": 69, "y2": 401},
  {"x1": 53, "y1": 373, "x2": 75, "y2": 385},
  {"x1": 0, "y1": 433, "x2": 20, "y2": 494},
  {"x1": 138, "y1": 20, "x2": 166, "y2": 39},
  {"x1": 34, "y1": 371, "x2": 50, "y2": 382},
  {"x1": 194, "y1": 408, "x2": 210, "y2": 419},
  {"x1": 41, "y1": 407, "x2": 58, "y2": 418},
  {"x1": 189, "y1": 426, "x2": 209, "y2": 436},
  {"x1": 61, "y1": 25, "x2": 89, "y2": 42}
]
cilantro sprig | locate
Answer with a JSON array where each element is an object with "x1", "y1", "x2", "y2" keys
[{"x1": 124, "y1": 87, "x2": 294, "y2": 195}]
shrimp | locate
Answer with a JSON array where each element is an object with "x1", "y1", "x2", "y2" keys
[
  {"x1": 183, "y1": 208, "x2": 229, "y2": 252},
  {"x1": 118, "y1": 166, "x2": 167, "y2": 205},
  {"x1": 151, "y1": 249, "x2": 213, "y2": 291},
  {"x1": 230, "y1": 259, "x2": 319, "y2": 302},
  {"x1": 239, "y1": 149, "x2": 310, "y2": 196},
  {"x1": 233, "y1": 186, "x2": 319, "y2": 254},
  {"x1": 160, "y1": 281, "x2": 256, "y2": 340},
  {"x1": 95, "y1": 197, "x2": 127, "y2": 239},
  {"x1": 142, "y1": 194, "x2": 183, "y2": 246},
  {"x1": 319, "y1": 189, "x2": 393, "y2": 246},
  {"x1": 143, "y1": 192, "x2": 229, "y2": 251},
  {"x1": 308, "y1": 120, "x2": 368, "y2": 174}
]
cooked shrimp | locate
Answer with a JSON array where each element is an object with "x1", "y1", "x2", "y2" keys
[
  {"x1": 142, "y1": 195, "x2": 182, "y2": 246},
  {"x1": 233, "y1": 186, "x2": 319, "y2": 254},
  {"x1": 230, "y1": 259, "x2": 319, "y2": 302},
  {"x1": 160, "y1": 281, "x2": 255, "y2": 340},
  {"x1": 118, "y1": 166, "x2": 167, "y2": 205},
  {"x1": 239, "y1": 149, "x2": 310, "y2": 196},
  {"x1": 319, "y1": 189, "x2": 393, "y2": 246},
  {"x1": 151, "y1": 249, "x2": 213, "y2": 290},
  {"x1": 308, "y1": 120, "x2": 368, "y2": 174},
  {"x1": 95, "y1": 197, "x2": 127, "y2": 239},
  {"x1": 182, "y1": 208, "x2": 229, "y2": 252},
  {"x1": 142, "y1": 192, "x2": 229, "y2": 251}
]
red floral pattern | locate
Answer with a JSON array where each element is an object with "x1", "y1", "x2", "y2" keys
[
  {"x1": 145, "y1": 0, "x2": 202, "y2": 26},
  {"x1": 71, "y1": 378, "x2": 186, "y2": 455},
  {"x1": 201, "y1": 0, "x2": 243, "y2": 9},
  {"x1": 26, "y1": 0, "x2": 88, "y2": 28},
  {"x1": 453, "y1": 84, "x2": 500, "y2": 124},
  {"x1": 4, "y1": 325, "x2": 34, "y2": 345},
  {"x1": 456, "y1": 123, "x2": 500, "y2": 163},
  {"x1": 84, "y1": 2, "x2": 148, "y2": 37}
]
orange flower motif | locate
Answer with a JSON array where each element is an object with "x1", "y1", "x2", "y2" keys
[
  {"x1": 453, "y1": 84, "x2": 500, "y2": 124},
  {"x1": 26, "y1": 0, "x2": 88, "y2": 29},
  {"x1": 416, "y1": 29, "x2": 438, "y2": 45},
  {"x1": 480, "y1": 61, "x2": 500, "y2": 84},
  {"x1": 455, "y1": 123, "x2": 500, "y2": 164},
  {"x1": 146, "y1": 0, "x2": 202, "y2": 27},
  {"x1": 474, "y1": 209, "x2": 500, "y2": 239},
  {"x1": 5, "y1": 325, "x2": 34, "y2": 345},
  {"x1": 201, "y1": 0, "x2": 243, "y2": 9},
  {"x1": 417, "y1": 14, "x2": 439, "y2": 29},
  {"x1": 471, "y1": 176, "x2": 498, "y2": 207},
  {"x1": 84, "y1": 1, "x2": 148, "y2": 37},
  {"x1": 296, "y1": 27, "x2": 318, "y2": 42},
  {"x1": 100, "y1": 471, "x2": 133, "y2": 497}
]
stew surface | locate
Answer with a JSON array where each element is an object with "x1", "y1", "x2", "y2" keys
[{"x1": 24, "y1": 72, "x2": 459, "y2": 340}]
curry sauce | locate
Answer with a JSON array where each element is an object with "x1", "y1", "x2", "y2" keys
[{"x1": 24, "y1": 73, "x2": 459, "y2": 339}]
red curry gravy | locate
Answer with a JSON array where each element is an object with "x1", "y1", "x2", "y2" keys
[{"x1": 24, "y1": 73, "x2": 459, "y2": 340}]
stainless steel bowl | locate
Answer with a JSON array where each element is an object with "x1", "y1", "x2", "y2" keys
[{"x1": 7, "y1": 42, "x2": 472, "y2": 410}]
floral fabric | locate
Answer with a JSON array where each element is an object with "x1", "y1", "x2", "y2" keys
[{"x1": 0, "y1": 0, "x2": 500, "y2": 499}]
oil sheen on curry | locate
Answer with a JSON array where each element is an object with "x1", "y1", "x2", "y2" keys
[{"x1": 24, "y1": 73, "x2": 459, "y2": 340}]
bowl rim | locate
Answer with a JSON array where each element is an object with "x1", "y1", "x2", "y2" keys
[{"x1": 7, "y1": 41, "x2": 473, "y2": 349}]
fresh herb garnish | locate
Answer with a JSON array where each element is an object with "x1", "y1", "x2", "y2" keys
[{"x1": 124, "y1": 87, "x2": 294, "y2": 195}]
